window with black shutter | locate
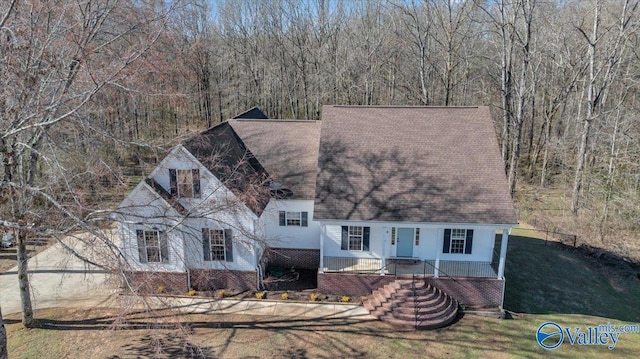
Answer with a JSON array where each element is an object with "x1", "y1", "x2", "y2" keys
[
  {"x1": 341, "y1": 226, "x2": 370, "y2": 251},
  {"x1": 202, "y1": 228, "x2": 233, "y2": 262},
  {"x1": 136, "y1": 229, "x2": 169, "y2": 263},
  {"x1": 443, "y1": 228, "x2": 473, "y2": 254},
  {"x1": 278, "y1": 211, "x2": 309, "y2": 227},
  {"x1": 169, "y1": 168, "x2": 200, "y2": 198}
]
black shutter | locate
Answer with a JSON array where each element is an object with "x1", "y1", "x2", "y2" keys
[
  {"x1": 465, "y1": 229, "x2": 474, "y2": 254},
  {"x1": 160, "y1": 232, "x2": 169, "y2": 263},
  {"x1": 443, "y1": 229, "x2": 451, "y2": 253},
  {"x1": 224, "y1": 229, "x2": 233, "y2": 262},
  {"x1": 169, "y1": 169, "x2": 177, "y2": 195},
  {"x1": 202, "y1": 228, "x2": 211, "y2": 261},
  {"x1": 301, "y1": 212, "x2": 308, "y2": 227},
  {"x1": 341, "y1": 226, "x2": 348, "y2": 250},
  {"x1": 136, "y1": 229, "x2": 147, "y2": 263},
  {"x1": 363, "y1": 227, "x2": 370, "y2": 251},
  {"x1": 192, "y1": 169, "x2": 200, "y2": 198},
  {"x1": 279, "y1": 211, "x2": 286, "y2": 226}
]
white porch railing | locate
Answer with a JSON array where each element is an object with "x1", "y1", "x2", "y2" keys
[{"x1": 322, "y1": 256, "x2": 498, "y2": 278}]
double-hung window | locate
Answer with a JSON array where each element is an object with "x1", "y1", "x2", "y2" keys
[
  {"x1": 169, "y1": 168, "x2": 201, "y2": 198},
  {"x1": 278, "y1": 211, "x2": 308, "y2": 227},
  {"x1": 136, "y1": 229, "x2": 169, "y2": 263},
  {"x1": 341, "y1": 226, "x2": 370, "y2": 251},
  {"x1": 202, "y1": 228, "x2": 233, "y2": 262},
  {"x1": 442, "y1": 228, "x2": 474, "y2": 254}
]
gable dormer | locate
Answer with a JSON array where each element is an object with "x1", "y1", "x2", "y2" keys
[{"x1": 148, "y1": 145, "x2": 203, "y2": 201}]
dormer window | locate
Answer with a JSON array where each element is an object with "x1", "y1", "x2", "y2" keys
[{"x1": 169, "y1": 169, "x2": 200, "y2": 198}]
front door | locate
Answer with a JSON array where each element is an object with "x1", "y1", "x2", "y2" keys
[{"x1": 396, "y1": 228, "x2": 414, "y2": 257}]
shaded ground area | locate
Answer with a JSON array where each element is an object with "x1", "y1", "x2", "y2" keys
[
  {"x1": 6, "y1": 307, "x2": 640, "y2": 358},
  {"x1": 504, "y1": 229, "x2": 640, "y2": 322},
  {"x1": 263, "y1": 268, "x2": 317, "y2": 292}
]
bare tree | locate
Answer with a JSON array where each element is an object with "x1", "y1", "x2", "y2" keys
[
  {"x1": 1, "y1": 0, "x2": 178, "y2": 333},
  {"x1": 571, "y1": 0, "x2": 637, "y2": 213}
]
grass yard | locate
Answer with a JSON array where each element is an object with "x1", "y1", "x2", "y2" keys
[
  {"x1": 505, "y1": 227, "x2": 640, "y2": 322},
  {"x1": 4, "y1": 228, "x2": 640, "y2": 358},
  {"x1": 5, "y1": 308, "x2": 640, "y2": 358}
]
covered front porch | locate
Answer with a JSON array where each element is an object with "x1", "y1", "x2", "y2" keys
[
  {"x1": 319, "y1": 224, "x2": 511, "y2": 279},
  {"x1": 321, "y1": 256, "x2": 499, "y2": 278}
]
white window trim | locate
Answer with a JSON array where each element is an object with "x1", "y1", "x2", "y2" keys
[
  {"x1": 285, "y1": 211, "x2": 302, "y2": 226},
  {"x1": 450, "y1": 229, "x2": 467, "y2": 254},
  {"x1": 348, "y1": 226, "x2": 364, "y2": 251},
  {"x1": 176, "y1": 169, "x2": 194, "y2": 198},
  {"x1": 139, "y1": 230, "x2": 168, "y2": 263},
  {"x1": 208, "y1": 229, "x2": 226, "y2": 261}
]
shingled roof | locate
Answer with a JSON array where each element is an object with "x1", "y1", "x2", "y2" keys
[
  {"x1": 313, "y1": 106, "x2": 518, "y2": 224},
  {"x1": 232, "y1": 107, "x2": 269, "y2": 120},
  {"x1": 229, "y1": 119, "x2": 321, "y2": 200},
  {"x1": 180, "y1": 118, "x2": 321, "y2": 215}
]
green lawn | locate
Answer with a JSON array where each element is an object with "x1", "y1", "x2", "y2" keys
[{"x1": 505, "y1": 227, "x2": 640, "y2": 322}]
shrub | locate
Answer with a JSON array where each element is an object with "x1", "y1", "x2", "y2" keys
[
  {"x1": 341, "y1": 295, "x2": 350, "y2": 303},
  {"x1": 281, "y1": 292, "x2": 289, "y2": 300},
  {"x1": 310, "y1": 293, "x2": 318, "y2": 302},
  {"x1": 255, "y1": 291, "x2": 264, "y2": 300},
  {"x1": 187, "y1": 289, "x2": 196, "y2": 297}
]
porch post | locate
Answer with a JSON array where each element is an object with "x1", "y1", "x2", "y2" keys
[
  {"x1": 319, "y1": 224, "x2": 325, "y2": 273},
  {"x1": 380, "y1": 226, "x2": 387, "y2": 276},
  {"x1": 434, "y1": 229, "x2": 441, "y2": 278},
  {"x1": 497, "y1": 228, "x2": 509, "y2": 279}
]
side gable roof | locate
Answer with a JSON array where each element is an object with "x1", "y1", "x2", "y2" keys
[
  {"x1": 228, "y1": 119, "x2": 321, "y2": 200},
  {"x1": 314, "y1": 106, "x2": 518, "y2": 224}
]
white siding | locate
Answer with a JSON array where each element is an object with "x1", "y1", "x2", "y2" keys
[
  {"x1": 116, "y1": 145, "x2": 260, "y2": 273},
  {"x1": 323, "y1": 224, "x2": 384, "y2": 258},
  {"x1": 261, "y1": 199, "x2": 321, "y2": 249},
  {"x1": 321, "y1": 221, "x2": 501, "y2": 262},
  {"x1": 116, "y1": 185, "x2": 186, "y2": 272},
  {"x1": 182, "y1": 218, "x2": 257, "y2": 272}
]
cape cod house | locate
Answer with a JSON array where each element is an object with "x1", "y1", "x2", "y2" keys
[{"x1": 115, "y1": 105, "x2": 517, "y2": 328}]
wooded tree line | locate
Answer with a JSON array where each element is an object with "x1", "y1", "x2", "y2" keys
[
  {"x1": 0, "y1": 0, "x2": 639, "y2": 355},
  {"x1": 2, "y1": 0, "x2": 639, "y2": 252},
  {"x1": 104, "y1": 0, "x2": 640, "y2": 236}
]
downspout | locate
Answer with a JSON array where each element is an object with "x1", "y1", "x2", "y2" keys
[{"x1": 186, "y1": 268, "x2": 191, "y2": 291}]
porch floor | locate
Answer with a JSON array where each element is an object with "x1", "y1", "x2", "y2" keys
[{"x1": 322, "y1": 257, "x2": 498, "y2": 278}]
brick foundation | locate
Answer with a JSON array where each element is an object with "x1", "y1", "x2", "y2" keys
[
  {"x1": 317, "y1": 273, "x2": 504, "y2": 308},
  {"x1": 317, "y1": 272, "x2": 395, "y2": 296},
  {"x1": 190, "y1": 269, "x2": 257, "y2": 291},
  {"x1": 426, "y1": 277, "x2": 504, "y2": 309},
  {"x1": 266, "y1": 248, "x2": 320, "y2": 270},
  {"x1": 124, "y1": 271, "x2": 188, "y2": 294}
]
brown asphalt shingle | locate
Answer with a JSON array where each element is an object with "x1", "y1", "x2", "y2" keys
[
  {"x1": 229, "y1": 119, "x2": 321, "y2": 200},
  {"x1": 313, "y1": 106, "x2": 518, "y2": 224}
]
